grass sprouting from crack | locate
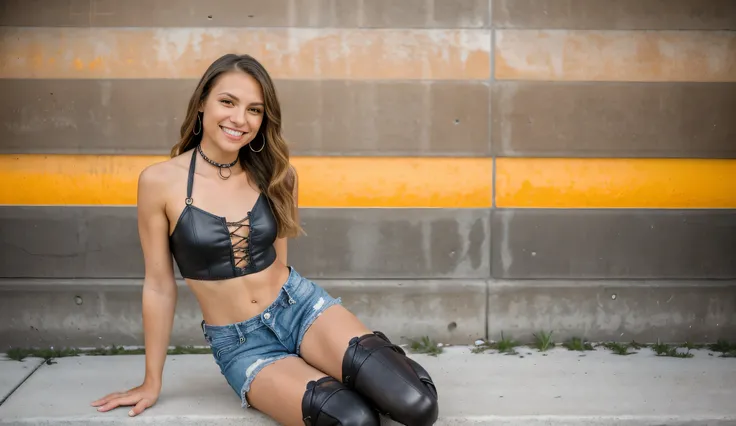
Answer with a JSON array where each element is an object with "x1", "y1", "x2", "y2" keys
[
  {"x1": 533, "y1": 331, "x2": 555, "y2": 352},
  {"x1": 408, "y1": 336, "x2": 443, "y2": 357},
  {"x1": 652, "y1": 340, "x2": 694, "y2": 358},
  {"x1": 707, "y1": 339, "x2": 736, "y2": 358},
  {"x1": 4, "y1": 345, "x2": 211, "y2": 361},
  {"x1": 472, "y1": 332, "x2": 519, "y2": 355},
  {"x1": 563, "y1": 337, "x2": 594, "y2": 351},
  {"x1": 601, "y1": 342, "x2": 636, "y2": 356}
]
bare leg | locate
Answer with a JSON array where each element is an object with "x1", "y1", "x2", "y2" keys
[{"x1": 247, "y1": 355, "x2": 378, "y2": 426}]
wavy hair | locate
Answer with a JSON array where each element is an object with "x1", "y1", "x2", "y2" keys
[{"x1": 170, "y1": 54, "x2": 302, "y2": 238}]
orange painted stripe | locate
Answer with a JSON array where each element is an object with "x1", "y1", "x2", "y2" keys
[
  {"x1": 496, "y1": 158, "x2": 736, "y2": 208},
  {"x1": 495, "y1": 30, "x2": 736, "y2": 82},
  {"x1": 0, "y1": 27, "x2": 490, "y2": 80},
  {"x1": 0, "y1": 155, "x2": 493, "y2": 208}
]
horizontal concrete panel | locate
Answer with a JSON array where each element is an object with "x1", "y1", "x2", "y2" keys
[
  {"x1": 0, "y1": 155, "x2": 493, "y2": 208},
  {"x1": 0, "y1": 0, "x2": 490, "y2": 28},
  {"x1": 491, "y1": 209, "x2": 736, "y2": 279},
  {"x1": 495, "y1": 158, "x2": 736, "y2": 208},
  {"x1": 492, "y1": 82, "x2": 736, "y2": 158},
  {"x1": 492, "y1": 0, "x2": 736, "y2": 30},
  {"x1": 0, "y1": 27, "x2": 490, "y2": 80},
  {"x1": 488, "y1": 280, "x2": 736, "y2": 343},
  {"x1": 495, "y1": 30, "x2": 736, "y2": 82},
  {"x1": 0, "y1": 278, "x2": 486, "y2": 350},
  {"x1": 0, "y1": 207, "x2": 490, "y2": 279},
  {"x1": 0, "y1": 79, "x2": 491, "y2": 156},
  {"x1": 291, "y1": 208, "x2": 491, "y2": 279}
]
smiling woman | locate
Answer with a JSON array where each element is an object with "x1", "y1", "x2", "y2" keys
[{"x1": 88, "y1": 53, "x2": 440, "y2": 426}]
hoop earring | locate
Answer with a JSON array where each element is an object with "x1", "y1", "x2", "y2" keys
[
  {"x1": 250, "y1": 133, "x2": 265, "y2": 153},
  {"x1": 193, "y1": 114, "x2": 202, "y2": 135}
]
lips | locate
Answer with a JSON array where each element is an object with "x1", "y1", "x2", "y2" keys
[{"x1": 220, "y1": 126, "x2": 244, "y2": 137}]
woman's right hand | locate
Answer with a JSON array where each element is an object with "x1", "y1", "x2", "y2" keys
[{"x1": 90, "y1": 381, "x2": 161, "y2": 417}]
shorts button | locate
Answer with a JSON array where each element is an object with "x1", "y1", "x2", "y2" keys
[{"x1": 263, "y1": 312, "x2": 271, "y2": 320}]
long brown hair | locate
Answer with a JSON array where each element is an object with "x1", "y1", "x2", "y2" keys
[{"x1": 171, "y1": 53, "x2": 302, "y2": 238}]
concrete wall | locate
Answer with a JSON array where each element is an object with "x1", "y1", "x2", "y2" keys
[{"x1": 1, "y1": 0, "x2": 735, "y2": 350}]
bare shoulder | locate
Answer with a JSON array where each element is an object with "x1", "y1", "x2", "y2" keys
[{"x1": 138, "y1": 153, "x2": 190, "y2": 207}]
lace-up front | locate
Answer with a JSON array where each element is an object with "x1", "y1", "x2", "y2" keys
[{"x1": 169, "y1": 148, "x2": 278, "y2": 280}]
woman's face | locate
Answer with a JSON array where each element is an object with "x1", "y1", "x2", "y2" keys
[{"x1": 199, "y1": 70, "x2": 265, "y2": 155}]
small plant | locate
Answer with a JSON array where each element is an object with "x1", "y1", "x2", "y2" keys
[
  {"x1": 708, "y1": 339, "x2": 736, "y2": 358},
  {"x1": 601, "y1": 342, "x2": 635, "y2": 356},
  {"x1": 495, "y1": 332, "x2": 519, "y2": 355},
  {"x1": 408, "y1": 336, "x2": 443, "y2": 357},
  {"x1": 533, "y1": 331, "x2": 555, "y2": 352},
  {"x1": 4, "y1": 347, "x2": 81, "y2": 361},
  {"x1": 563, "y1": 337, "x2": 594, "y2": 351},
  {"x1": 629, "y1": 340, "x2": 646, "y2": 350},
  {"x1": 680, "y1": 341, "x2": 705, "y2": 350},
  {"x1": 4, "y1": 345, "x2": 212, "y2": 361},
  {"x1": 471, "y1": 332, "x2": 519, "y2": 355},
  {"x1": 652, "y1": 340, "x2": 693, "y2": 358}
]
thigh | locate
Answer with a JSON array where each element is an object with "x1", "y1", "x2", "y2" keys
[
  {"x1": 298, "y1": 303, "x2": 372, "y2": 379},
  {"x1": 247, "y1": 356, "x2": 328, "y2": 426}
]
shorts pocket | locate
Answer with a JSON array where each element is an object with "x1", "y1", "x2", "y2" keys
[{"x1": 210, "y1": 333, "x2": 244, "y2": 360}]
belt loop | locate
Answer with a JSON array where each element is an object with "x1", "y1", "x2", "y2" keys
[{"x1": 235, "y1": 323, "x2": 246, "y2": 344}]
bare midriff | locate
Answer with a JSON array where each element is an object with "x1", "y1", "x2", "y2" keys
[{"x1": 187, "y1": 261, "x2": 291, "y2": 326}]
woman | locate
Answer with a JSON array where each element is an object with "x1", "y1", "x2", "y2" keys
[{"x1": 90, "y1": 53, "x2": 439, "y2": 426}]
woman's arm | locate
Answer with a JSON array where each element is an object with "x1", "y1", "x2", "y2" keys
[
  {"x1": 91, "y1": 164, "x2": 177, "y2": 417},
  {"x1": 137, "y1": 165, "x2": 178, "y2": 388}
]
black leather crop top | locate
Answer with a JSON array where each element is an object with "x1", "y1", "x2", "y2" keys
[{"x1": 169, "y1": 149, "x2": 278, "y2": 280}]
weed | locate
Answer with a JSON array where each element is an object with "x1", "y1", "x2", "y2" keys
[
  {"x1": 708, "y1": 339, "x2": 736, "y2": 358},
  {"x1": 495, "y1": 332, "x2": 520, "y2": 355},
  {"x1": 601, "y1": 342, "x2": 636, "y2": 356},
  {"x1": 471, "y1": 332, "x2": 519, "y2": 355},
  {"x1": 652, "y1": 340, "x2": 693, "y2": 358},
  {"x1": 563, "y1": 337, "x2": 594, "y2": 351},
  {"x1": 408, "y1": 336, "x2": 443, "y2": 357},
  {"x1": 4, "y1": 345, "x2": 212, "y2": 361},
  {"x1": 533, "y1": 331, "x2": 555, "y2": 352}
]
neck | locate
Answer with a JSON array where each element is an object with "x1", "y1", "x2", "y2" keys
[{"x1": 198, "y1": 139, "x2": 239, "y2": 165}]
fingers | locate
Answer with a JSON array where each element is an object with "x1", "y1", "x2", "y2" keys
[
  {"x1": 95, "y1": 394, "x2": 141, "y2": 413},
  {"x1": 129, "y1": 399, "x2": 151, "y2": 417},
  {"x1": 90, "y1": 391, "x2": 125, "y2": 407}
]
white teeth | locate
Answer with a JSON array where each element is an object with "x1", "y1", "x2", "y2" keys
[{"x1": 221, "y1": 127, "x2": 244, "y2": 137}]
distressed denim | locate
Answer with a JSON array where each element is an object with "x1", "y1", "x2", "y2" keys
[{"x1": 201, "y1": 267, "x2": 342, "y2": 407}]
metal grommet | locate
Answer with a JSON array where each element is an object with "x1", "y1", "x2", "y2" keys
[
  {"x1": 239, "y1": 336, "x2": 245, "y2": 343},
  {"x1": 185, "y1": 197, "x2": 193, "y2": 205},
  {"x1": 288, "y1": 298, "x2": 296, "y2": 305}
]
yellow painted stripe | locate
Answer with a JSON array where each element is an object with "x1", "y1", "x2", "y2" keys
[
  {"x1": 495, "y1": 30, "x2": 736, "y2": 82},
  {"x1": 0, "y1": 27, "x2": 490, "y2": 80},
  {"x1": 0, "y1": 155, "x2": 492, "y2": 208},
  {"x1": 496, "y1": 158, "x2": 736, "y2": 208}
]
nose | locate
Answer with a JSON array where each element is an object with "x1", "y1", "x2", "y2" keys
[{"x1": 229, "y1": 107, "x2": 248, "y2": 129}]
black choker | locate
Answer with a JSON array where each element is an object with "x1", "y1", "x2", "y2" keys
[{"x1": 197, "y1": 144, "x2": 238, "y2": 180}]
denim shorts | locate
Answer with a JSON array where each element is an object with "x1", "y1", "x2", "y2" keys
[{"x1": 200, "y1": 267, "x2": 342, "y2": 408}]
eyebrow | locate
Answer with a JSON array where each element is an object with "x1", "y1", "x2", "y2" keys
[{"x1": 218, "y1": 92, "x2": 264, "y2": 106}]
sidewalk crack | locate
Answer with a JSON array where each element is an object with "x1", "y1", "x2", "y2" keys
[{"x1": 0, "y1": 358, "x2": 47, "y2": 407}]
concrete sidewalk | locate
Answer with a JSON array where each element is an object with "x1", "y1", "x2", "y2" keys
[{"x1": 1, "y1": 345, "x2": 734, "y2": 426}]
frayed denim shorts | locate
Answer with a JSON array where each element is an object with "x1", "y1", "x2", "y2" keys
[{"x1": 200, "y1": 267, "x2": 341, "y2": 408}]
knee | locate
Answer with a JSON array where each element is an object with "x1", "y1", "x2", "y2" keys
[
  {"x1": 342, "y1": 331, "x2": 439, "y2": 426},
  {"x1": 302, "y1": 376, "x2": 379, "y2": 426}
]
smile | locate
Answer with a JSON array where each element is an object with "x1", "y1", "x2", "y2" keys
[{"x1": 220, "y1": 126, "x2": 245, "y2": 139}]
